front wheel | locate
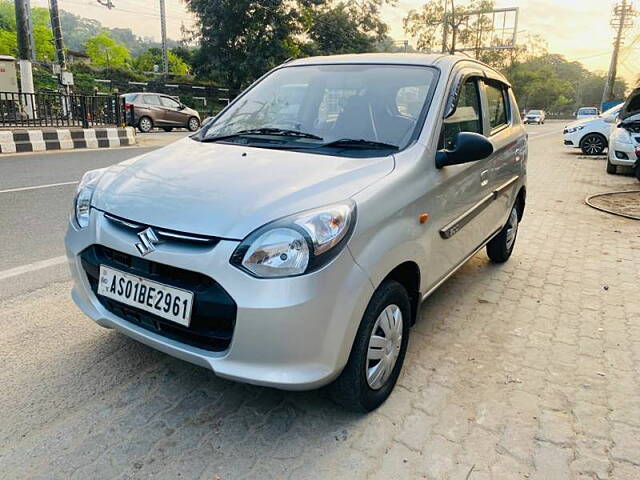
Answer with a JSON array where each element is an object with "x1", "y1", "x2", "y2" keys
[
  {"x1": 187, "y1": 117, "x2": 200, "y2": 132},
  {"x1": 580, "y1": 134, "x2": 607, "y2": 155},
  {"x1": 487, "y1": 206, "x2": 519, "y2": 263},
  {"x1": 329, "y1": 280, "x2": 411, "y2": 412}
]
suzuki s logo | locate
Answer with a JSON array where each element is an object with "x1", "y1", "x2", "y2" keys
[{"x1": 135, "y1": 227, "x2": 160, "y2": 256}]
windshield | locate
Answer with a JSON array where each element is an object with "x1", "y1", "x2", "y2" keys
[
  {"x1": 528, "y1": 110, "x2": 542, "y2": 115},
  {"x1": 201, "y1": 64, "x2": 437, "y2": 153}
]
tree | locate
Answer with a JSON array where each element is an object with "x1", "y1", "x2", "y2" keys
[
  {"x1": 404, "y1": 0, "x2": 495, "y2": 54},
  {"x1": 133, "y1": 47, "x2": 190, "y2": 75},
  {"x1": 86, "y1": 31, "x2": 131, "y2": 69},
  {"x1": 303, "y1": 1, "x2": 391, "y2": 56},
  {"x1": 185, "y1": 0, "x2": 303, "y2": 88},
  {"x1": 0, "y1": 1, "x2": 53, "y2": 61}
]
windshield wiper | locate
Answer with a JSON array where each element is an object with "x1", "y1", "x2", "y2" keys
[
  {"x1": 201, "y1": 128, "x2": 323, "y2": 143},
  {"x1": 317, "y1": 138, "x2": 399, "y2": 150}
]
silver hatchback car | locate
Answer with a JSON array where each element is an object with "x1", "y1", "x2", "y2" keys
[{"x1": 66, "y1": 54, "x2": 527, "y2": 411}]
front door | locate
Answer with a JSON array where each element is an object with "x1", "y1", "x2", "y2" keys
[
  {"x1": 159, "y1": 96, "x2": 187, "y2": 126},
  {"x1": 424, "y1": 76, "x2": 498, "y2": 288}
]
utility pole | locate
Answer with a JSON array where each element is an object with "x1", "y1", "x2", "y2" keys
[
  {"x1": 49, "y1": 0, "x2": 67, "y2": 71},
  {"x1": 14, "y1": 0, "x2": 36, "y2": 118},
  {"x1": 159, "y1": 0, "x2": 169, "y2": 76},
  {"x1": 602, "y1": 0, "x2": 636, "y2": 105},
  {"x1": 15, "y1": 0, "x2": 35, "y2": 61},
  {"x1": 441, "y1": 0, "x2": 448, "y2": 53}
]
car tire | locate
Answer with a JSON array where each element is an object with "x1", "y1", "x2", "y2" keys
[
  {"x1": 187, "y1": 117, "x2": 200, "y2": 132},
  {"x1": 580, "y1": 134, "x2": 607, "y2": 155},
  {"x1": 607, "y1": 159, "x2": 618, "y2": 174},
  {"x1": 487, "y1": 205, "x2": 519, "y2": 264},
  {"x1": 635, "y1": 162, "x2": 640, "y2": 181},
  {"x1": 138, "y1": 116, "x2": 153, "y2": 133},
  {"x1": 162, "y1": 127, "x2": 173, "y2": 132},
  {"x1": 328, "y1": 280, "x2": 411, "y2": 412}
]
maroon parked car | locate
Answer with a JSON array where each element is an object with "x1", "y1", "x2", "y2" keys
[{"x1": 122, "y1": 92, "x2": 201, "y2": 133}]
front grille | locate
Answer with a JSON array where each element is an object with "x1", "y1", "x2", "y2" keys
[
  {"x1": 81, "y1": 245, "x2": 236, "y2": 352},
  {"x1": 103, "y1": 212, "x2": 219, "y2": 247}
]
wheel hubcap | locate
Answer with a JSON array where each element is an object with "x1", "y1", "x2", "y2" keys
[
  {"x1": 505, "y1": 208, "x2": 519, "y2": 250},
  {"x1": 584, "y1": 137, "x2": 604, "y2": 154},
  {"x1": 366, "y1": 304, "x2": 403, "y2": 390},
  {"x1": 190, "y1": 119, "x2": 198, "y2": 129},
  {"x1": 141, "y1": 119, "x2": 151, "y2": 131}
]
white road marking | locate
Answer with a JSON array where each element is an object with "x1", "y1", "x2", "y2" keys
[
  {"x1": 0, "y1": 181, "x2": 78, "y2": 194},
  {"x1": 0, "y1": 256, "x2": 67, "y2": 281}
]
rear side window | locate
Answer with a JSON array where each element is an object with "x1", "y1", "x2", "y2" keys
[
  {"x1": 485, "y1": 82, "x2": 508, "y2": 131},
  {"x1": 123, "y1": 93, "x2": 137, "y2": 103},
  {"x1": 160, "y1": 96, "x2": 181, "y2": 108},
  {"x1": 442, "y1": 79, "x2": 482, "y2": 149},
  {"x1": 143, "y1": 95, "x2": 161, "y2": 106}
]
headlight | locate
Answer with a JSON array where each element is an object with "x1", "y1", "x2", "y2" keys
[
  {"x1": 615, "y1": 128, "x2": 632, "y2": 144},
  {"x1": 73, "y1": 168, "x2": 106, "y2": 229},
  {"x1": 231, "y1": 201, "x2": 356, "y2": 278},
  {"x1": 566, "y1": 125, "x2": 584, "y2": 134}
]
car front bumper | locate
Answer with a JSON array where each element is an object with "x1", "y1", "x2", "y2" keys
[
  {"x1": 563, "y1": 130, "x2": 584, "y2": 148},
  {"x1": 609, "y1": 142, "x2": 639, "y2": 166},
  {"x1": 65, "y1": 209, "x2": 374, "y2": 390}
]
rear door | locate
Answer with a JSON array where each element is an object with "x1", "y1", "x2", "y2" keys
[{"x1": 139, "y1": 94, "x2": 166, "y2": 125}]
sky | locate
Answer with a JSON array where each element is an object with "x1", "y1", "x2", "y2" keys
[{"x1": 32, "y1": 0, "x2": 640, "y2": 82}]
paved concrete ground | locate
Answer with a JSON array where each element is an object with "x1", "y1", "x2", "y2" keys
[{"x1": 0, "y1": 122, "x2": 639, "y2": 479}]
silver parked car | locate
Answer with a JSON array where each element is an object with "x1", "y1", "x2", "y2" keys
[{"x1": 66, "y1": 54, "x2": 527, "y2": 411}]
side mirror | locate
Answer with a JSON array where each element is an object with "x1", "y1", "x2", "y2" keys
[
  {"x1": 178, "y1": 104, "x2": 186, "y2": 110},
  {"x1": 436, "y1": 132, "x2": 494, "y2": 168},
  {"x1": 604, "y1": 115, "x2": 617, "y2": 124}
]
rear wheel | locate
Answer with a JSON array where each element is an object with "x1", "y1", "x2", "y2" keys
[
  {"x1": 138, "y1": 116, "x2": 153, "y2": 133},
  {"x1": 187, "y1": 117, "x2": 200, "y2": 132},
  {"x1": 606, "y1": 159, "x2": 618, "y2": 174},
  {"x1": 329, "y1": 280, "x2": 410, "y2": 412},
  {"x1": 487, "y1": 205, "x2": 519, "y2": 263},
  {"x1": 580, "y1": 134, "x2": 607, "y2": 155}
]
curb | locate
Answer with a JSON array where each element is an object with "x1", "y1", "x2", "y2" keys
[{"x1": 0, "y1": 127, "x2": 136, "y2": 154}]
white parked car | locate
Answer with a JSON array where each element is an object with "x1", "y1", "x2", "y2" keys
[
  {"x1": 607, "y1": 88, "x2": 640, "y2": 176},
  {"x1": 563, "y1": 105, "x2": 622, "y2": 155},
  {"x1": 576, "y1": 107, "x2": 599, "y2": 120},
  {"x1": 524, "y1": 109, "x2": 545, "y2": 124}
]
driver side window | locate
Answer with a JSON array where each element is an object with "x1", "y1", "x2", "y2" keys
[{"x1": 441, "y1": 79, "x2": 482, "y2": 149}]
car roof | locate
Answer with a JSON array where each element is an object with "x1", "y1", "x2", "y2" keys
[{"x1": 285, "y1": 53, "x2": 510, "y2": 85}]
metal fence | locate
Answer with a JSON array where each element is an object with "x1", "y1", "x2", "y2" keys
[{"x1": 0, "y1": 91, "x2": 126, "y2": 128}]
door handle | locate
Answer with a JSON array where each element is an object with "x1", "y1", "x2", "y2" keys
[{"x1": 480, "y1": 169, "x2": 489, "y2": 187}]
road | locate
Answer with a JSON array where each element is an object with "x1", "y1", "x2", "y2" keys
[{"x1": 1, "y1": 122, "x2": 639, "y2": 479}]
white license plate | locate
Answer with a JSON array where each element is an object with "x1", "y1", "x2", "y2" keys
[{"x1": 97, "y1": 265, "x2": 194, "y2": 327}]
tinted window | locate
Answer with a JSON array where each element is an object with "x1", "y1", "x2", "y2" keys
[
  {"x1": 143, "y1": 95, "x2": 161, "y2": 106},
  {"x1": 160, "y1": 96, "x2": 181, "y2": 108},
  {"x1": 123, "y1": 93, "x2": 137, "y2": 103},
  {"x1": 442, "y1": 79, "x2": 482, "y2": 149},
  {"x1": 485, "y1": 82, "x2": 508, "y2": 130},
  {"x1": 578, "y1": 108, "x2": 597, "y2": 115}
]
